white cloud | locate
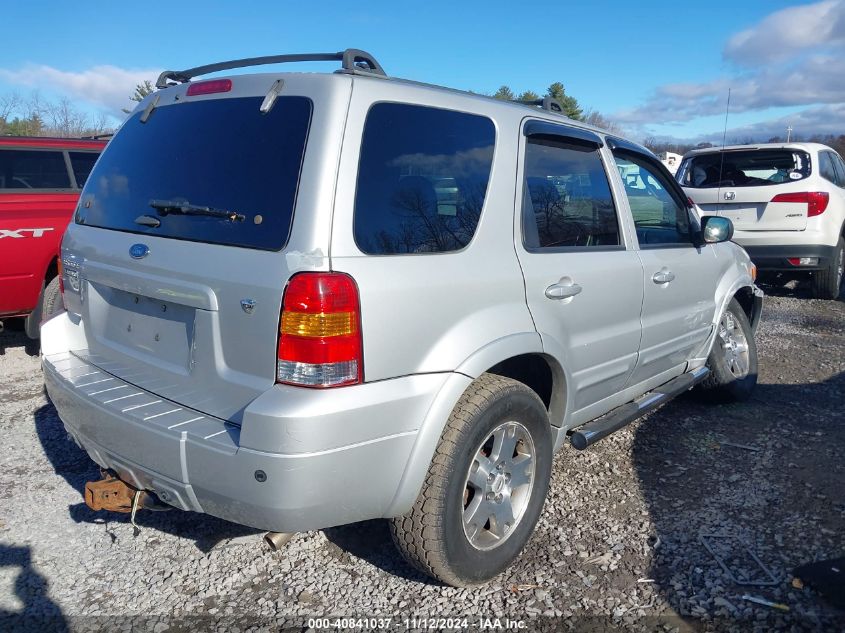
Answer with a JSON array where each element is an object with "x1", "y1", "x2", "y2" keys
[
  {"x1": 0, "y1": 64, "x2": 160, "y2": 117},
  {"x1": 611, "y1": 0, "x2": 845, "y2": 139},
  {"x1": 725, "y1": 0, "x2": 845, "y2": 65},
  {"x1": 630, "y1": 103, "x2": 845, "y2": 146},
  {"x1": 613, "y1": 53, "x2": 845, "y2": 126},
  {"x1": 714, "y1": 103, "x2": 845, "y2": 141}
]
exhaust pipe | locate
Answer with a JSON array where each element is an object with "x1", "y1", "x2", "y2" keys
[{"x1": 264, "y1": 532, "x2": 294, "y2": 551}]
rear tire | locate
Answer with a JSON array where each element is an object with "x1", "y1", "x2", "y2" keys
[
  {"x1": 27, "y1": 276, "x2": 64, "y2": 339},
  {"x1": 390, "y1": 374, "x2": 552, "y2": 586},
  {"x1": 811, "y1": 236, "x2": 844, "y2": 300},
  {"x1": 698, "y1": 298, "x2": 757, "y2": 401},
  {"x1": 28, "y1": 276, "x2": 64, "y2": 340}
]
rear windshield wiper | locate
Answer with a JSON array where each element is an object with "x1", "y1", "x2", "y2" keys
[{"x1": 149, "y1": 199, "x2": 245, "y2": 222}]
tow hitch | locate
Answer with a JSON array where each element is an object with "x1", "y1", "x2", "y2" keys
[
  {"x1": 85, "y1": 473, "x2": 170, "y2": 533},
  {"x1": 84, "y1": 474, "x2": 137, "y2": 512}
]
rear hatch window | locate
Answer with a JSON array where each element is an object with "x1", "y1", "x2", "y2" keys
[
  {"x1": 76, "y1": 96, "x2": 312, "y2": 250},
  {"x1": 678, "y1": 149, "x2": 810, "y2": 189}
]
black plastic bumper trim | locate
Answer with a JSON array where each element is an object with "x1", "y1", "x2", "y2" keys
[{"x1": 741, "y1": 243, "x2": 837, "y2": 271}]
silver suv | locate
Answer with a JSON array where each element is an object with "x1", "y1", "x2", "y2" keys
[{"x1": 42, "y1": 50, "x2": 763, "y2": 586}]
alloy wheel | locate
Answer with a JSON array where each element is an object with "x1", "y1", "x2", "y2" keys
[
  {"x1": 719, "y1": 311, "x2": 750, "y2": 378},
  {"x1": 462, "y1": 421, "x2": 536, "y2": 551}
]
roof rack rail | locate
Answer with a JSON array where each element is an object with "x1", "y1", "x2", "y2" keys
[
  {"x1": 155, "y1": 48, "x2": 386, "y2": 89},
  {"x1": 514, "y1": 97, "x2": 568, "y2": 115}
]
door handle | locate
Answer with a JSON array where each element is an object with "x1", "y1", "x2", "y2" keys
[
  {"x1": 652, "y1": 270, "x2": 676, "y2": 284},
  {"x1": 545, "y1": 281, "x2": 583, "y2": 300}
]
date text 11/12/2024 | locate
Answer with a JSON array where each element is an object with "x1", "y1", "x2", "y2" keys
[{"x1": 307, "y1": 617, "x2": 528, "y2": 630}]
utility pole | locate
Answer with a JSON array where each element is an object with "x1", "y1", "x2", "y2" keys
[{"x1": 786, "y1": 125, "x2": 793, "y2": 142}]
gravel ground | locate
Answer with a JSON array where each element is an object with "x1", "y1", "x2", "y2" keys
[{"x1": 1, "y1": 283, "x2": 843, "y2": 632}]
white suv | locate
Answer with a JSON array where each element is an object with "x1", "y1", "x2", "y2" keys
[{"x1": 677, "y1": 143, "x2": 845, "y2": 299}]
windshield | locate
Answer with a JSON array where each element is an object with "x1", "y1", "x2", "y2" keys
[
  {"x1": 76, "y1": 96, "x2": 312, "y2": 250},
  {"x1": 677, "y1": 149, "x2": 811, "y2": 189}
]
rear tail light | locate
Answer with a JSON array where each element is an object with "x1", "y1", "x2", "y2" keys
[
  {"x1": 277, "y1": 272, "x2": 363, "y2": 388},
  {"x1": 770, "y1": 192, "x2": 829, "y2": 217}
]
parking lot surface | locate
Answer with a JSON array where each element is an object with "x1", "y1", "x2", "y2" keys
[{"x1": 1, "y1": 284, "x2": 843, "y2": 632}]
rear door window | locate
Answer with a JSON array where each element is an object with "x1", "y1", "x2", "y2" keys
[
  {"x1": 0, "y1": 149, "x2": 71, "y2": 190},
  {"x1": 69, "y1": 151, "x2": 99, "y2": 188},
  {"x1": 76, "y1": 96, "x2": 313, "y2": 251},
  {"x1": 353, "y1": 103, "x2": 495, "y2": 255},
  {"x1": 678, "y1": 149, "x2": 811, "y2": 188}
]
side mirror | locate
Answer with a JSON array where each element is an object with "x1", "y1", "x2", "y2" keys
[{"x1": 700, "y1": 215, "x2": 734, "y2": 244}]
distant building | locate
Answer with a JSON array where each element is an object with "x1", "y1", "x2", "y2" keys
[{"x1": 659, "y1": 151, "x2": 682, "y2": 175}]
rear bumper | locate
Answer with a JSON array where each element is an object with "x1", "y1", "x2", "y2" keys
[
  {"x1": 740, "y1": 244, "x2": 837, "y2": 272},
  {"x1": 43, "y1": 326, "x2": 447, "y2": 533}
]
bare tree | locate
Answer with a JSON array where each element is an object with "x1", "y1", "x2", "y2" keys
[
  {"x1": 44, "y1": 97, "x2": 91, "y2": 137},
  {"x1": 583, "y1": 108, "x2": 624, "y2": 134},
  {"x1": 0, "y1": 91, "x2": 114, "y2": 137},
  {"x1": 0, "y1": 93, "x2": 21, "y2": 121}
]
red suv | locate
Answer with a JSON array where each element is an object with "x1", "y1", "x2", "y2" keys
[{"x1": 0, "y1": 136, "x2": 107, "y2": 337}]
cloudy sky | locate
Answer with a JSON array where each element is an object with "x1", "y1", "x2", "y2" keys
[{"x1": 2, "y1": 0, "x2": 843, "y2": 144}]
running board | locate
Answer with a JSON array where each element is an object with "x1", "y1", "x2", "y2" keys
[{"x1": 569, "y1": 366, "x2": 709, "y2": 450}]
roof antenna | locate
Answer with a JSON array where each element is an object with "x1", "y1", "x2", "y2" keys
[{"x1": 717, "y1": 88, "x2": 731, "y2": 193}]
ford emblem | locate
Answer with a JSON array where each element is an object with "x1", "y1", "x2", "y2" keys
[{"x1": 129, "y1": 244, "x2": 150, "y2": 259}]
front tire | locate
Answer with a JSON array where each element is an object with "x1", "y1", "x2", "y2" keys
[
  {"x1": 811, "y1": 236, "x2": 844, "y2": 300},
  {"x1": 698, "y1": 298, "x2": 757, "y2": 401},
  {"x1": 390, "y1": 374, "x2": 552, "y2": 586}
]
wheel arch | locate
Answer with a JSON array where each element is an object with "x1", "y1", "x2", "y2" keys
[
  {"x1": 43, "y1": 256, "x2": 59, "y2": 284},
  {"x1": 732, "y1": 284, "x2": 763, "y2": 332},
  {"x1": 384, "y1": 333, "x2": 568, "y2": 518},
  {"x1": 452, "y1": 332, "x2": 567, "y2": 429},
  {"x1": 699, "y1": 275, "x2": 762, "y2": 360}
]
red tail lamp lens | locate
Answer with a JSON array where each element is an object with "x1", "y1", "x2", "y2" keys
[
  {"x1": 186, "y1": 79, "x2": 233, "y2": 96},
  {"x1": 770, "y1": 192, "x2": 829, "y2": 217},
  {"x1": 276, "y1": 272, "x2": 362, "y2": 388}
]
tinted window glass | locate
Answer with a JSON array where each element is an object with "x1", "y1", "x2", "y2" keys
[
  {"x1": 522, "y1": 138, "x2": 619, "y2": 249},
  {"x1": 354, "y1": 103, "x2": 495, "y2": 255},
  {"x1": 832, "y1": 153, "x2": 845, "y2": 187},
  {"x1": 614, "y1": 153, "x2": 691, "y2": 246},
  {"x1": 77, "y1": 97, "x2": 312, "y2": 251},
  {"x1": 69, "y1": 151, "x2": 99, "y2": 188},
  {"x1": 819, "y1": 152, "x2": 838, "y2": 183},
  {"x1": 0, "y1": 150, "x2": 70, "y2": 189},
  {"x1": 678, "y1": 149, "x2": 810, "y2": 188}
]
